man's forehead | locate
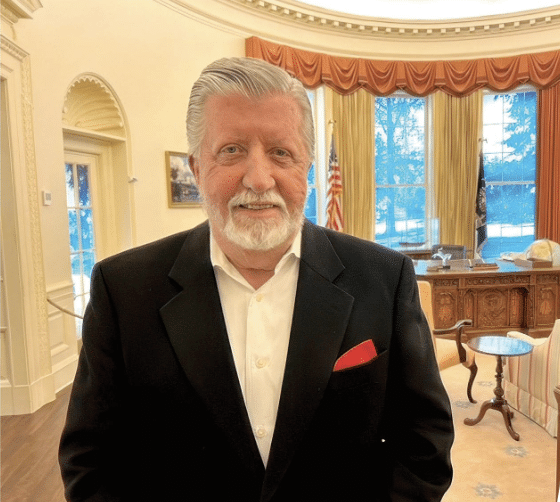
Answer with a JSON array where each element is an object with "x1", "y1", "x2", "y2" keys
[
  {"x1": 205, "y1": 91, "x2": 297, "y2": 108},
  {"x1": 203, "y1": 93, "x2": 302, "y2": 129}
]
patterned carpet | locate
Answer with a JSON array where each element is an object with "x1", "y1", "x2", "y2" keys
[{"x1": 440, "y1": 353, "x2": 557, "y2": 501}]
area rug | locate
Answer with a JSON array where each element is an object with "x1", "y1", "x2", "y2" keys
[{"x1": 441, "y1": 353, "x2": 557, "y2": 501}]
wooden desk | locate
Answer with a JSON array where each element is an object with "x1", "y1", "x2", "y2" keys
[
  {"x1": 397, "y1": 247, "x2": 433, "y2": 260},
  {"x1": 415, "y1": 260, "x2": 560, "y2": 338}
]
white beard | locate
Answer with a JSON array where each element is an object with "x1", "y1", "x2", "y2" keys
[{"x1": 202, "y1": 189, "x2": 304, "y2": 251}]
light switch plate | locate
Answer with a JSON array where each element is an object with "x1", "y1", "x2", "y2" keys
[{"x1": 42, "y1": 191, "x2": 52, "y2": 206}]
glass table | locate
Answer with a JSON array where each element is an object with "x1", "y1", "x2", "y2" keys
[{"x1": 463, "y1": 335, "x2": 533, "y2": 441}]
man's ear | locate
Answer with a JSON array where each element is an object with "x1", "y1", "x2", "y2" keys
[{"x1": 189, "y1": 155, "x2": 200, "y2": 184}]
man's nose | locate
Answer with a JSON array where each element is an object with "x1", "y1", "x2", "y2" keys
[{"x1": 242, "y1": 151, "x2": 276, "y2": 194}]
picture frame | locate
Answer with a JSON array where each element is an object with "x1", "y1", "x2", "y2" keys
[{"x1": 165, "y1": 151, "x2": 201, "y2": 207}]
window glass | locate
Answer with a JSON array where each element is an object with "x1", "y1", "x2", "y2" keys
[
  {"x1": 65, "y1": 163, "x2": 75, "y2": 207},
  {"x1": 66, "y1": 161, "x2": 96, "y2": 335},
  {"x1": 68, "y1": 209, "x2": 79, "y2": 252},
  {"x1": 482, "y1": 90, "x2": 536, "y2": 258},
  {"x1": 305, "y1": 163, "x2": 318, "y2": 224},
  {"x1": 305, "y1": 89, "x2": 323, "y2": 225},
  {"x1": 78, "y1": 164, "x2": 91, "y2": 206},
  {"x1": 375, "y1": 96, "x2": 427, "y2": 248}
]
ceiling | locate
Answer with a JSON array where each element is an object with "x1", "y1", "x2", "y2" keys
[{"x1": 299, "y1": 0, "x2": 560, "y2": 20}]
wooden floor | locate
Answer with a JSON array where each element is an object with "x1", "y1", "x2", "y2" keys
[{"x1": 1, "y1": 387, "x2": 71, "y2": 502}]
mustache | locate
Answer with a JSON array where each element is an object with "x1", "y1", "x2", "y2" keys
[{"x1": 228, "y1": 190, "x2": 288, "y2": 213}]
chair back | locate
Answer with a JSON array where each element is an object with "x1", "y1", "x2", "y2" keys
[
  {"x1": 417, "y1": 280, "x2": 437, "y2": 355},
  {"x1": 505, "y1": 318, "x2": 560, "y2": 437}
]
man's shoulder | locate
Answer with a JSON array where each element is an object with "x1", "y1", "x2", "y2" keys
[{"x1": 97, "y1": 222, "x2": 209, "y2": 273}]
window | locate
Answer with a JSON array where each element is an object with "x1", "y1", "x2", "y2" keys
[
  {"x1": 65, "y1": 155, "x2": 97, "y2": 333},
  {"x1": 374, "y1": 95, "x2": 429, "y2": 248},
  {"x1": 305, "y1": 163, "x2": 319, "y2": 224},
  {"x1": 304, "y1": 88, "x2": 326, "y2": 226},
  {"x1": 482, "y1": 89, "x2": 537, "y2": 258}
]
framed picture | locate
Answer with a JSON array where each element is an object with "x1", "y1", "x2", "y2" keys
[{"x1": 165, "y1": 151, "x2": 201, "y2": 207}]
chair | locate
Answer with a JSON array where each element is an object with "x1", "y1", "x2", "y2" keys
[
  {"x1": 430, "y1": 244, "x2": 467, "y2": 260},
  {"x1": 418, "y1": 280, "x2": 477, "y2": 403},
  {"x1": 504, "y1": 319, "x2": 560, "y2": 437},
  {"x1": 555, "y1": 385, "x2": 560, "y2": 498}
]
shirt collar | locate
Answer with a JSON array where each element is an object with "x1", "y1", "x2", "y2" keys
[{"x1": 210, "y1": 229, "x2": 302, "y2": 279}]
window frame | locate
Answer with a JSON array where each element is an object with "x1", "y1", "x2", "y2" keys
[
  {"x1": 481, "y1": 84, "x2": 537, "y2": 259},
  {"x1": 305, "y1": 87, "x2": 327, "y2": 227},
  {"x1": 373, "y1": 91, "x2": 436, "y2": 249},
  {"x1": 64, "y1": 151, "x2": 99, "y2": 332}
]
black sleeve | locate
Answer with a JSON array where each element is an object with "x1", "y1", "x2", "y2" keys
[{"x1": 59, "y1": 263, "x2": 127, "y2": 502}]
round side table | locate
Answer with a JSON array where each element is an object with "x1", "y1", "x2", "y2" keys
[{"x1": 463, "y1": 335, "x2": 533, "y2": 441}]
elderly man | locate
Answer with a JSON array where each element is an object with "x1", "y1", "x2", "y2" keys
[{"x1": 60, "y1": 57, "x2": 454, "y2": 502}]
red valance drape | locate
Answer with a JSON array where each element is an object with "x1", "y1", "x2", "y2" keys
[
  {"x1": 246, "y1": 37, "x2": 560, "y2": 242},
  {"x1": 246, "y1": 36, "x2": 560, "y2": 97},
  {"x1": 537, "y1": 83, "x2": 560, "y2": 243}
]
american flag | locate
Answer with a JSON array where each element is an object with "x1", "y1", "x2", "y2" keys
[{"x1": 326, "y1": 135, "x2": 344, "y2": 232}]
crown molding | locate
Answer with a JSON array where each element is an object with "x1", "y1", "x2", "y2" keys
[
  {"x1": 1, "y1": 33, "x2": 29, "y2": 61},
  {"x1": 158, "y1": 0, "x2": 560, "y2": 40},
  {"x1": 228, "y1": 0, "x2": 560, "y2": 40},
  {"x1": 154, "y1": 0, "x2": 560, "y2": 58},
  {"x1": 1, "y1": 0, "x2": 42, "y2": 24}
]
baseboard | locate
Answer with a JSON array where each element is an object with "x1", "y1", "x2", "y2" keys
[
  {"x1": 52, "y1": 353, "x2": 79, "y2": 394},
  {"x1": 1, "y1": 373, "x2": 56, "y2": 416}
]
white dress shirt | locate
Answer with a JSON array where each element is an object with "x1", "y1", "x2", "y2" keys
[{"x1": 210, "y1": 232, "x2": 301, "y2": 467}]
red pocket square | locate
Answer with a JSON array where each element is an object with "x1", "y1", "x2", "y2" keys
[{"x1": 333, "y1": 339, "x2": 378, "y2": 372}]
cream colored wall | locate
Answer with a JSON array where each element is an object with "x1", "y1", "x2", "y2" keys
[
  {"x1": 17, "y1": 0, "x2": 246, "y2": 288},
  {"x1": 3, "y1": 0, "x2": 248, "y2": 413},
  {"x1": 3, "y1": 0, "x2": 560, "y2": 413}
]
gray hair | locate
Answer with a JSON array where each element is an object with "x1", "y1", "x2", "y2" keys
[{"x1": 187, "y1": 57, "x2": 314, "y2": 161}]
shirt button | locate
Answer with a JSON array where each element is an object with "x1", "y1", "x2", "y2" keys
[
  {"x1": 256, "y1": 427, "x2": 267, "y2": 438},
  {"x1": 255, "y1": 293, "x2": 264, "y2": 302},
  {"x1": 256, "y1": 358, "x2": 268, "y2": 369}
]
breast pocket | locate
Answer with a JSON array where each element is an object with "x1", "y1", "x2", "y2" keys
[
  {"x1": 318, "y1": 349, "x2": 390, "y2": 446},
  {"x1": 328, "y1": 348, "x2": 389, "y2": 391}
]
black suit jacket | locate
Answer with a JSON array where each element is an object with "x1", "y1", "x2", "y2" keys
[{"x1": 59, "y1": 221, "x2": 454, "y2": 502}]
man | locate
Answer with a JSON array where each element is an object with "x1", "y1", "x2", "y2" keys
[{"x1": 59, "y1": 57, "x2": 454, "y2": 502}]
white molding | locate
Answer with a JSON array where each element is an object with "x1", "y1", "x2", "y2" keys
[
  {"x1": 1, "y1": 25, "x2": 56, "y2": 417},
  {"x1": 62, "y1": 125, "x2": 127, "y2": 144},
  {"x1": 51, "y1": 352, "x2": 78, "y2": 394},
  {"x1": 1, "y1": 373, "x2": 55, "y2": 416},
  {"x1": 0, "y1": 34, "x2": 28, "y2": 61},
  {"x1": 46, "y1": 281, "x2": 79, "y2": 394},
  {"x1": 20, "y1": 55, "x2": 52, "y2": 377},
  {"x1": 63, "y1": 74, "x2": 126, "y2": 137},
  {"x1": 46, "y1": 279, "x2": 75, "y2": 295},
  {"x1": 226, "y1": 0, "x2": 560, "y2": 40},
  {"x1": 154, "y1": 0, "x2": 560, "y2": 58},
  {"x1": 1, "y1": 0, "x2": 42, "y2": 26}
]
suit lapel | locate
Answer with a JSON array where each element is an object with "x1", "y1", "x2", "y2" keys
[
  {"x1": 159, "y1": 223, "x2": 264, "y2": 481},
  {"x1": 262, "y1": 223, "x2": 354, "y2": 501},
  {"x1": 159, "y1": 222, "x2": 355, "y2": 499}
]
